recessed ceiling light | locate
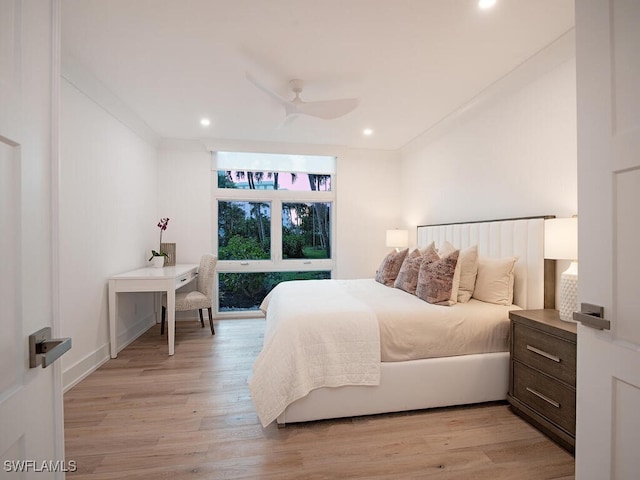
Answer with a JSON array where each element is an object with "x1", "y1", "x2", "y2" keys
[
  {"x1": 363, "y1": 128, "x2": 373, "y2": 136},
  {"x1": 200, "y1": 118, "x2": 211, "y2": 127},
  {"x1": 478, "y1": 0, "x2": 496, "y2": 9}
]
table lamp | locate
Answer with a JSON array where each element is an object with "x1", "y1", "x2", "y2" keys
[
  {"x1": 386, "y1": 229, "x2": 408, "y2": 252},
  {"x1": 544, "y1": 217, "x2": 578, "y2": 322}
]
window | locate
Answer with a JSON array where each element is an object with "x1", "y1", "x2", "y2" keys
[
  {"x1": 282, "y1": 202, "x2": 331, "y2": 259},
  {"x1": 218, "y1": 201, "x2": 271, "y2": 260},
  {"x1": 218, "y1": 171, "x2": 332, "y2": 191},
  {"x1": 218, "y1": 271, "x2": 331, "y2": 311},
  {"x1": 213, "y1": 152, "x2": 336, "y2": 316}
]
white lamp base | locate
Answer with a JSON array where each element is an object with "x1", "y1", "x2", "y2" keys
[{"x1": 558, "y1": 261, "x2": 578, "y2": 322}]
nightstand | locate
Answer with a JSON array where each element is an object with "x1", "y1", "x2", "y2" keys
[{"x1": 507, "y1": 309, "x2": 577, "y2": 452}]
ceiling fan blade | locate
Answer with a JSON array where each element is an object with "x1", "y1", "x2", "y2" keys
[
  {"x1": 295, "y1": 98, "x2": 359, "y2": 120},
  {"x1": 245, "y1": 72, "x2": 291, "y2": 108},
  {"x1": 247, "y1": 72, "x2": 359, "y2": 121},
  {"x1": 278, "y1": 114, "x2": 300, "y2": 129}
]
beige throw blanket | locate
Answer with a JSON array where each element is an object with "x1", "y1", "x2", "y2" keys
[{"x1": 249, "y1": 280, "x2": 381, "y2": 427}]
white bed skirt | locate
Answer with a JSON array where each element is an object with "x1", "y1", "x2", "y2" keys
[{"x1": 276, "y1": 351, "x2": 509, "y2": 426}]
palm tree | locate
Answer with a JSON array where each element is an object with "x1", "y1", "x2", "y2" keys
[
  {"x1": 308, "y1": 174, "x2": 330, "y2": 191},
  {"x1": 249, "y1": 202, "x2": 268, "y2": 247},
  {"x1": 225, "y1": 170, "x2": 264, "y2": 189}
]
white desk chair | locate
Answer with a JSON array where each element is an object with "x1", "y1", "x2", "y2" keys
[{"x1": 161, "y1": 253, "x2": 217, "y2": 335}]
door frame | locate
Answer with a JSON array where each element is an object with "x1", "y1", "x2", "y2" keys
[{"x1": 51, "y1": 0, "x2": 66, "y2": 466}]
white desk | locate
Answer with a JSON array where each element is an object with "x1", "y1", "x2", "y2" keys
[{"x1": 108, "y1": 264, "x2": 198, "y2": 357}]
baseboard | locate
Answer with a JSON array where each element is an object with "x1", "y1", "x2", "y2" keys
[
  {"x1": 63, "y1": 313, "x2": 156, "y2": 392},
  {"x1": 116, "y1": 313, "x2": 156, "y2": 353},
  {"x1": 63, "y1": 344, "x2": 110, "y2": 392}
]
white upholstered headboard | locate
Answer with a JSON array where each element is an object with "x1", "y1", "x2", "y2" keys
[{"x1": 417, "y1": 216, "x2": 554, "y2": 310}]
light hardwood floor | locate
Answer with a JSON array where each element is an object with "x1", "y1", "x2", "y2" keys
[{"x1": 64, "y1": 319, "x2": 575, "y2": 479}]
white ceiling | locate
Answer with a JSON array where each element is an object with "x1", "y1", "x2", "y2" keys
[{"x1": 61, "y1": 0, "x2": 575, "y2": 151}]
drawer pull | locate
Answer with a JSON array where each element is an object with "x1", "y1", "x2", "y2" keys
[
  {"x1": 526, "y1": 345, "x2": 560, "y2": 363},
  {"x1": 526, "y1": 387, "x2": 560, "y2": 408}
]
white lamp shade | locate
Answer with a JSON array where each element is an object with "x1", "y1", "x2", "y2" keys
[
  {"x1": 544, "y1": 217, "x2": 578, "y2": 260},
  {"x1": 386, "y1": 229, "x2": 408, "y2": 248}
]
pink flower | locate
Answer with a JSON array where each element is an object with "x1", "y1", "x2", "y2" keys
[
  {"x1": 149, "y1": 217, "x2": 170, "y2": 260},
  {"x1": 158, "y1": 217, "x2": 170, "y2": 231}
]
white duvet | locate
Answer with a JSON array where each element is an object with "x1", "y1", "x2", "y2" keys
[
  {"x1": 249, "y1": 280, "x2": 381, "y2": 427},
  {"x1": 249, "y1": 279, "x2": 518, "y2": 427}
]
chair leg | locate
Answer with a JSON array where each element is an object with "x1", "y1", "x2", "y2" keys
[
  {"x1": 198, "y1": 309, "x2": 204, "y2": 328},
  {"x1": 208, "y1": 308, "x2": 215, "y2": 335},
  {"x1": 161, "y1": 306, "x2": 166, "y2": 335}
]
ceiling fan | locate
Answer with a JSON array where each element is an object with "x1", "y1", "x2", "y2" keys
[{"x1": 246, "y1": 72, "x2": 358, "y2": 124}]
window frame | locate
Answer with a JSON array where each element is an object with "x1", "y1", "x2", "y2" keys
[{"x1": 212, "y1": 159, "x2": 336, "y2": 317}]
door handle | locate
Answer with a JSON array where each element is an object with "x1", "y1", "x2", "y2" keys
[
  {"x1": 573, "y1": 303, "x2": 611, "y2": 330},
  {"x1": 29, "y1": 327, "x2": 72, "y2": 368}
]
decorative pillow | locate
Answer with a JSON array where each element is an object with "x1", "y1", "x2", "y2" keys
[
  {"x1": 472, "y1": 256, "x2": 518, "y2": 305},
  {"x1": 416, "y1": 248, "x2": 460, "y2": 305},
  {"x1": 439, "y1": 242, "x2": 478, "y2": 303},
  {"x1": 375, "y1": 248, "x2": 409, "y2": 286},
  {"x1": 394, "y1": 243, "x2": 434, "y2": 294}
]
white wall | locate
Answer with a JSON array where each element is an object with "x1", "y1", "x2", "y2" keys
[
  {"x1": 335, "y1": 148, "x2": 402, "y2": 278},
  {"x1": 399, "y1": 57, "x2": 577, "y2": 240},
  {"x1": 157, "y1": 139, "x2": 400, "y2": 280},
  {"x1": 157, "y1": 139, "x2": 213, "y2": 264},
  {"x1": 59, "y1": 33, "x2": 577, "y2": 388},
  {"x1": 60, "y1": 78, "x2": 159, "y2": 390}
]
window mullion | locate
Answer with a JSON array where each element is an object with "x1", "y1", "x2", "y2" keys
[{"x1": 273, "y1": 199, "x2": 283, "y2": 264}]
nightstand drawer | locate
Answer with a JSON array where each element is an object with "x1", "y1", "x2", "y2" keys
[
  {"x1": 513, "y1": 362, "x2": 576, "y2": 435},
  {"x1": 513, "y1": 322, "x2": 576, "y2": 386}
]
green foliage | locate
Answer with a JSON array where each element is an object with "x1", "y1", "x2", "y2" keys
[
  {"x1": 217, "y1": 201, "x2": 270, "y2": 252},
  {"x1": 219, "y1": 270, "x2": 332, "y2": 311},
  {"x1": 216, "y1": 193, "x2": 332, "y2": 310},
  {"x1": 219, "y1": 272, "x2": 267, "y2": 308},
  {"x1": 217, "y1": 203, "x2": 249, "y2": 247},
  {"x1": 281, "y1": 202, "x2": 331, "y2": 259},
  {"x1": 218, "y1": 235, "x2": 269, "y2": 261},
  {"x1": 282, "y1": 233, "x2": 305, "y2": 258},
  {"x1": 302, "y1": 246, "x2": 328, "y2": 259},
  {"x1": 262, "y1": 271, "x2": 331, "y2": 294},
  {"x1": 148, "y1": 250, "x2": 168, "y2": 261}
]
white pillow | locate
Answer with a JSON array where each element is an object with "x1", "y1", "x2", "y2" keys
[
  {"x1": 439, "y1": 242, "x2": 478, "y2": 303},
  {"x1": 472, "y1": 256, "x2": 518, "y2": 306}
]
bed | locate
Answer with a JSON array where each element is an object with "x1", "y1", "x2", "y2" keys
[{"x1": 249, "y1": 216, "x2": 554, "y2": 427}]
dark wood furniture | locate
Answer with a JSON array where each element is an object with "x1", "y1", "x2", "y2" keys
[{"x1": 508, "y1": 309, "x2": 577, "y2": 452}]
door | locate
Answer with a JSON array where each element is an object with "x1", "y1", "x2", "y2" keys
[
  {"x1": 0, "y1": 0, "x2": 66, "y2": 478},
  {"x1": 575, "y1": 0, "x2": 640, "y2": 478}
]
